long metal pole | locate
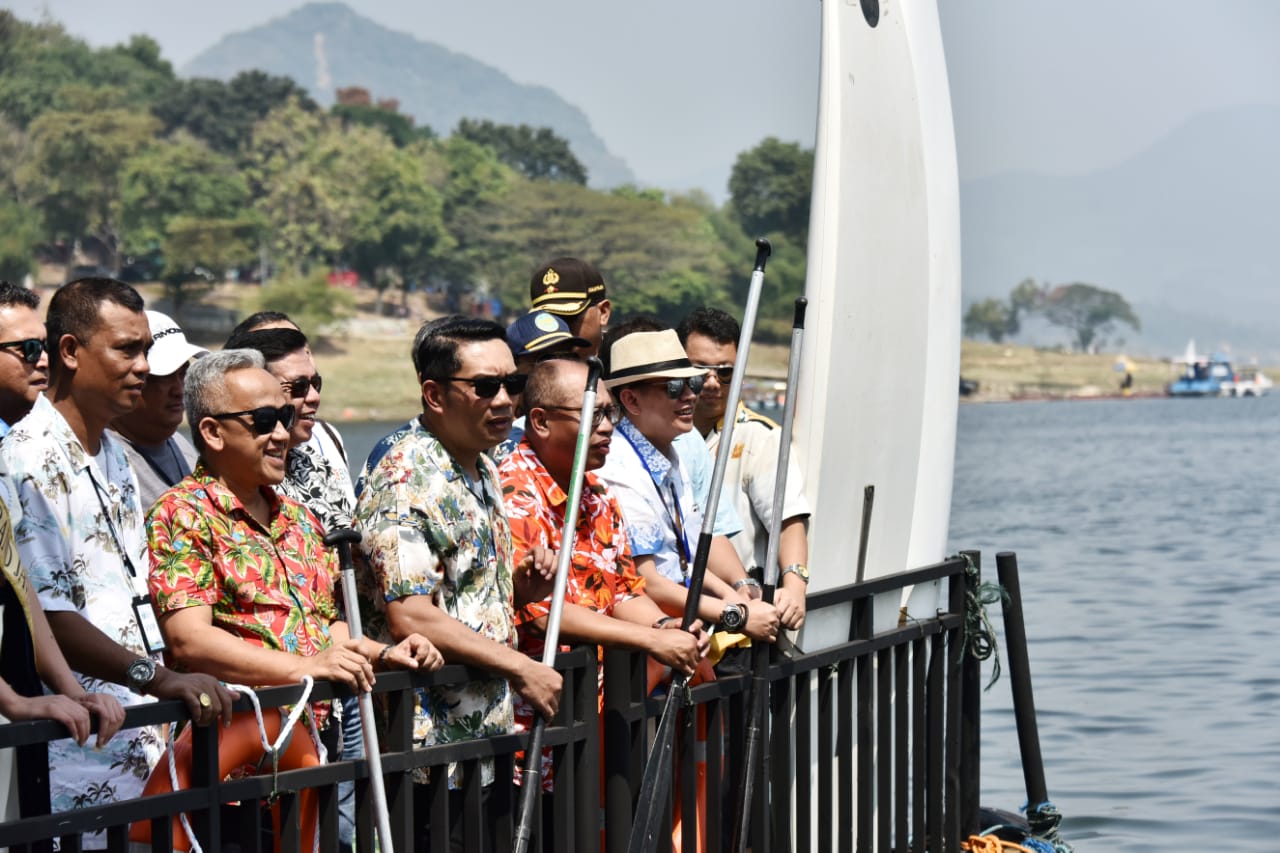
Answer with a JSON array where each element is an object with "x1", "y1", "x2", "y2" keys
[
  {"x1": 512, "y1": 356, "x2": 604, "y2": 853},
  {"x1": 627, "y1": 238, "x2": 772, "y2": 853},
  {"x1": 324, "y1": 528, "x2": 394, "y2": 853},
  {"x1": 730, "y1": 295, "x2": 806, "y2": 853}
]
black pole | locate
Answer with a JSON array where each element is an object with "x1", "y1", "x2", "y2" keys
[{"x1": 994, "y1": 551, "x2": 1048, "y2": 809}]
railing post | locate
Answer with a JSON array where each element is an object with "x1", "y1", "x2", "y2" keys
[
  {"x1": 602, "y1": 646, "x2": 634, "y2": 853},
  {"x1": 956, "y1": 550, "x2": 982, "y2": 843},
  {"x1": 573, "y1": 647, "x2": 600, "y2": 852}
]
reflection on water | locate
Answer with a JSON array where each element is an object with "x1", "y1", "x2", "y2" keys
[
  {"x1": 338, "y1": 398, "x2": 1280, "y2": 850},
  {"x1": 950, "y1": 396, "x2": 1280, "y2": 851}
]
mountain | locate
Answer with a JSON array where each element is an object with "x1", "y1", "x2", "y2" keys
[
  {"x1": 960, "y1": 103, "x2": 1280, "y2": 359},
  {"x1": 181, "y1": 2, "x2": 634, "y2": 188}
]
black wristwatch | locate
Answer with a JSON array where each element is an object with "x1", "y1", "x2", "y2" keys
[
  {"x1": 126, "y1": 656, "x2": 157, "y2": 694},
  {"x1": 719, "y1": 602, "x2": 748, "y2": 633}
]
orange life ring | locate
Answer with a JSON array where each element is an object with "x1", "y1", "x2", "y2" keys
[{"x1": 129, "y1": 709, "x2": 321, "y2": 852}]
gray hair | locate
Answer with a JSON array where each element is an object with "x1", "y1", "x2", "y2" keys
[{"x1": 184, "y1": 349, "x2": 266, "y2": 455}]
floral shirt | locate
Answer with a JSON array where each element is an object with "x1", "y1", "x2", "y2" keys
[
  {"x1": 0, "y1": 395, "x2": 162, "y2": 819},
  {"x1": 704, "y1": 403, "x2": 811, "y2": 573},
  {"x1": 498, "y1": 439, "x2": 645, "y2": 790},
  {"x1": 277, "y1": 422, "x2": 356, "y2": 534},
  {"x1": 354, "y1": 418, "x2": 517, "y2": 787}
]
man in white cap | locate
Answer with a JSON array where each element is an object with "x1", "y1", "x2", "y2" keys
[{"x1": 108, "y1": 311, "x2": 207, "y2": 510}]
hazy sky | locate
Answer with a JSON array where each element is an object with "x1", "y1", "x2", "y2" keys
[{"x1": 5, "y1": 0, "x2": 1278, "y2": 193}]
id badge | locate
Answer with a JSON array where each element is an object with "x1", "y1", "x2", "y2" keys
[{"x1": 133, "y1": 595, "x2": 167, "y2": 654}]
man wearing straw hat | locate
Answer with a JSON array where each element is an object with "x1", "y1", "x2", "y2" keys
[{"x1": 597, "y1": 329, "x2": 780, "y2": 641}]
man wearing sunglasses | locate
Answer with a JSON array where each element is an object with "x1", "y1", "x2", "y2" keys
[
  {"x1": 1, "y1": 278, "x2": 234, "y2": 837},
  {"x1": 678, "y1": 308, "x2": 812, "y2": 630},
  {"x1": 498, "y1": 358, "x2": 708, "y2": 798},
  {"x1": 355, "y1": 315, "x2": 562, "y2": 853},
  {"x1": 0, "y1": 280, "x2": 48, "y2": 440},
  {"x1": 597, "y1": 329, "x2": 780, "y2": 645}
]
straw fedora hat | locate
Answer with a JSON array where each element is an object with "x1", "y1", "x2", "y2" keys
[{"x1": 604, "y1": 329, "x2": 706, "y2": 390}]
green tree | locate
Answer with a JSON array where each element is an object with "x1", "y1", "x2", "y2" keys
[
  {"x1": 963, "y1": 298, "x2": 1017, "y2": 343},
  {"x1": 152, "y1": 71, "x2": 317, "y2": 156},
  {"x1": 1040, "y1": 283, "x2": 1140, "y2": 351},
  {"x1": 331, "y1": 103, "x2": 433, "y2": 148},
  {"x1": 251, "y1": 269, "x2": 356, "y2": 339},
  {"x1": 15, "y1": 98, "x2": 162, "y2": 263},
  {"x1": 1007, "y1": 277, "x2": 1044, "y2": 334},
  {"x1": 119, "y1": 131, "x2": 249, "y2": 254},
  {"x1": 161, "y1": 214, "x2": 260, "y2": 311},
  {"x1": 0, "y1": 195, "x2": 40, "y2": 281},
  {"x1": 727, "y1": 137, "x2": 814, "y2": 243},
  {"x1": 455, "y1": 119, "x2": 588, "y2": 184}
]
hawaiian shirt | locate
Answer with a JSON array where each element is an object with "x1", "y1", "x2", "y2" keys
[
  {"x1": 0, "y1": 395, "x2": 162, "y2": 819},
  {"x1": 354, "y1": 417, "x2": 418, "y2": 498},
  {"x1": 598, "y1": 418, "x2": 723, "y2": 584},
  {"x1": 498, "y1": 439, "x2": 644, "y2": 790},
  {"x1": 277, "y1": 430, "x2": 357, "y2": 535},
  {"x1": 704, "y1": 403, "x2": 811, "y2": 573},
  {"x1": 355, "y1": 418, "x2": 517, "y2": 788}
]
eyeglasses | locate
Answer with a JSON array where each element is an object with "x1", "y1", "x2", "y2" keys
[
  {"x1": 641, "y1": 375, "x2": 706, "y2": 399},
  {"x1": 442, "y1": 374, "x2": 528, "y2": 399},
  {"x1": 545, "y1": 403, "x2": 623, "y2": 429},
  {"x1": 209, "y1": 404, "x2": 297, "y2": 435},
  {"x1": 0, "y1": 338, "x2": 46, "y2": 365},
  {"x1": 692, "y1": 363, "x2": 734, "y2": 383},
  {"x1": 280, "y1": 374, "x2": 323, "y2": 398}
]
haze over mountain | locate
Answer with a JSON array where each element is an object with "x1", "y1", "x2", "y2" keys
[
  {"x1": 181, "y1": 2, "x2": 635, "y2": 189},
  {"x1": 961, "y1": 103, "x2": 1280, "y2": 360}
]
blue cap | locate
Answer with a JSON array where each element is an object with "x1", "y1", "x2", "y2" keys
[{"x1": 506, "y1": 311, "x2": 590, "y2": 358}]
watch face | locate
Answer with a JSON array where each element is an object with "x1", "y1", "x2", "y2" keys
[
  {"x1": 127, "y1": 657, "x2": 156, "y2": 689},
  {"x1": 721, "y1": 604, "x2": 745, "y2": 632}
]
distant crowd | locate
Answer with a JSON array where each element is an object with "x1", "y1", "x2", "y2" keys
[{"x1": 0, "y1": 258, "x2": 810, "y2": 852}]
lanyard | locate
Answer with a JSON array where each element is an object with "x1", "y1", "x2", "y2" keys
[
  {"x1": 619, "y1": 427, "x2": 693, "y2": 582},
  {"x1": 88, "y1": 463, "x2": 141, "y2": 583}
]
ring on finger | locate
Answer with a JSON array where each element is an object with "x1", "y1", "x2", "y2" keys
[{"x1": 198, "y1": 692, "x2": 212, "y2": 709}]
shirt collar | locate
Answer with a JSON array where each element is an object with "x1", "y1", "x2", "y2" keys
[
  {"x1": 189, "y1": 463, "x2": 282, "y2": 521},
  {"x1": 616, "y1": 417, "x2": 674, "y2": 485}
]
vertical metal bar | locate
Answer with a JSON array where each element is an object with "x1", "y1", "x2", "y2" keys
[
  {"x1": 944, "y1": 616, "x2": 963, "y2": 853},
  {"x1": 768, "y1": 672, "x2": 793, "y2": 853},
  {"x1": 192, "y1": 714, "x2": 219, "y2": 852},
  {"x1": 385, "y1": 678, "x2": 414, "y2": 851},
  {"x1": 894, "y1": 644, "x2": 909, "y2": 851},
  {"x1": 575, "y1": 650, "x2": 600, "y2": 852},
  {"x1": 925, "y1": 634, "x2": 945, "y2": 852},
  {"x1": 794, "y1": 671, "x2": 811, "y2": 853},
  {"x1": 319, "y1": 777, "x2": 342, "y2": 852},
  {"x1": 462, "y1": 759, "x2": 483, "y2": 853},
  {"x1": 875, "y1": 647, "x2": 892, "y2": 853},
  {"x1": 679, "y1": 705, "x2": 697, "y2": 853},
  {"x1": 957, "y1": 551, "x2": 982, "y2": 840},
  {"x1": 843, "y1": 656, "x2": 859, "y2": 853},
  {"x1": 995, "y1": 551, "x2": 1050, "y2": 812},
  {"x1": 817, "y1": 665, "x2": 833, "y2": 853},
  {"x1": 277, "y1": 791, "x2": 302, "y2": 852},
  {"x1": 705, "y1": 698, "x2": 724, "y2": 853},
  {"x1": 911, "y1": 638, "x2": 926, "y2": 853},
  {"x1": 852, "y1": 598, "x2": 871, "y2": 853},
  {"x1": 602, "y1": 647, "x2": 632, "y2": 853}
]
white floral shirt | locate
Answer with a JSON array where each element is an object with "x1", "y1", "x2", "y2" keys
[{"x1": 1, "y1": 395, "x2": 162, "y2": 820}]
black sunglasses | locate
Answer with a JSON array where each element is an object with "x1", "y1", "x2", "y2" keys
[
  {"x1": 0, "y1": 338, "x2": 46, "y2": 365},
  {"x1": 692, "y1": 363, "x2": 734, "y2": 383},
  {"x1": 281, "y1": 374, "x2": 323, "y2": 398},
  {"x1": 545, "y1": 403, "x2": 623, "y2": 429},
  {"x1": 443, "y1": 374, "x2": 528, "y2": 399},
  {"x1": 643, "y1": 375, "x2": 706, "y2": 399},
  {"x1": 210, "y1": 404, "x2": 297, "y2": 435}
]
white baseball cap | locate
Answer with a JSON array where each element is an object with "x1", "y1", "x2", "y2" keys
[{"x1": 146, "y1": 311, "x2": 207, "y2": 376}]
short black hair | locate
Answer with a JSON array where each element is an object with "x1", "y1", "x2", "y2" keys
[
  {"x1": 223, "y1": 327, "x2": 309, "y2": 363},
  {"x1": 0, "y1": 280, "x2": 40, "y2": 311},
  {"x1": 229, "y1": 311, "x2": 297, "y2": 338},
  {"x1": 414, "y1": 315, "x2": 507, "y2": 382},
  {"x1": 46, "y1": 278, "x2": 145, "y2": 378},
  {"x1": 677, "y1": 307, "x2": 740, "y2": 347},
  {"x1": 599, "y1": 315, "x2": 664, "y2": 376}
]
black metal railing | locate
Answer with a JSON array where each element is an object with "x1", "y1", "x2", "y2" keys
[{"x1": 0, "y1": 553, "x2": 985, "y2": 853}]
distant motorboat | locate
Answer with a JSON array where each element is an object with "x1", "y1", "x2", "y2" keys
[{"x1": 1167, "y1": 339, "x2": 1271, "y2": 397}]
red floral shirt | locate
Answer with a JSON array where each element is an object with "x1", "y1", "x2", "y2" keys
[{"x1": 146, "y1": 466, "x2": 340, "y2": 670}]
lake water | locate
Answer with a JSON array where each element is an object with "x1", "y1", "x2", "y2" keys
[{"x1": 337, "y1": 398, "x2": 1280, "y2": 851}]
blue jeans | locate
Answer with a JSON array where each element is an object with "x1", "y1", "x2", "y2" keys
[{"x1": 338, "y1": 695, "x2": 363, "y2": 853}]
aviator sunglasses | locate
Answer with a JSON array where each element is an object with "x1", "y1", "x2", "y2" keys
[
  {"x1": 544, "y1": 403, "x2": 623, "y2": 429},
  {"x1": 643, "y1": 374, "x2": 706, "y2": 399},
  {"x1": 442, "y1": 374, "x2": 528, "y2": 399},
  {"x1": 210, "y1": 404, "x2": 297, "y2": 435},
  {"x1": 692, "y1": 363, "x2": 735, "y2": 383},
  {"x1": 281, "y1": 374, "x2": 323, "y2": 397},
  {"x1": 0, "y1": 338, "x2": 46, "y2": 364}
]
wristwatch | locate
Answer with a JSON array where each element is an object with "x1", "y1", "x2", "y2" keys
[
  {"x1": 126, "y1": 656, "x2": 157, "y2": 694},
  {"x1": 780, "y1": 563, "x2": 811, "y2": 584},
  {"x1": 719, "y1": 602, "x2": 748, "y2": 633},
  {"x1": 732, "y1": 577, "x2": 762, "y2": 592}
]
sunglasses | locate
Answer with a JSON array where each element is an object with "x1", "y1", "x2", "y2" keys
[
  {"x1": 0, "y1": 338, "x2": 46, "y2": 365},
  {"x1": 210, "y1": 404, "x2": 297, "y2": 435},
  {"x1": 281, "y1": 374, "x2": 323, "y2": 398},
  {"x1": 642, "y1": 375, "x2": 706, "y2": 399},
  {"x1": 692, "y1": 363, "x2": 734, "y2": 383},
  {"x1": 443, "y1": 374, "x2": 528, "y2": 399},
  {"x1": 545, "y1": 403, "x2": 623, "y2": 429}
]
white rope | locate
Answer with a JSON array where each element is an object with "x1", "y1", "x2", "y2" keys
[{"x1": 164, "y1": 676, "x2": 325, "y2": 853}]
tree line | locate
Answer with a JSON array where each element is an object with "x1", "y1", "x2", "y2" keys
[
  {"x1": 964, "y1": 278, "x2": 1140, "y2": 352},
  {"x1": 0, "y1": 12, "x2": 814, "y2": 335}
]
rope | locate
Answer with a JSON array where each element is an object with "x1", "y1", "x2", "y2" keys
[
  {"x1": 1024, "y1": 801, "x2": 1074, "y2": 853},
  {"x1": 954, "y1": 552, "x2": 1007, "y2": 690},
  {"x1": 165, "y1": 677, "x2": 325, "y2": 853},
  {"x1": 961, "y1": 836, "x2": 1037, "y2": 853}
]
